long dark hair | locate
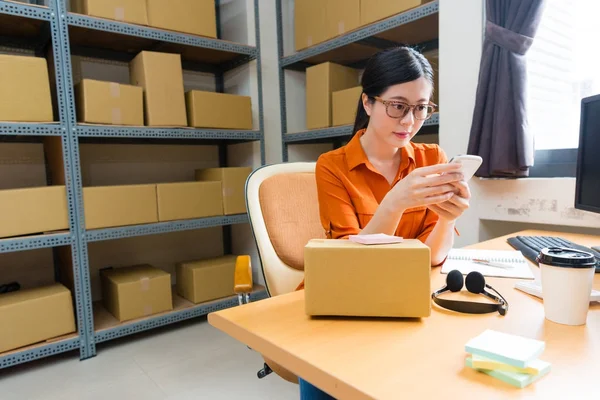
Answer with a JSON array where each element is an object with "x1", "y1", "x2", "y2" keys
[{"x1": 352, "y1": 47, "x2": 434, "y2": 134}]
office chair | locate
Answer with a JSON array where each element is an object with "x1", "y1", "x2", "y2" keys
[{"x1": 233, "y1": 162, "x2": 325, "y2": 384}]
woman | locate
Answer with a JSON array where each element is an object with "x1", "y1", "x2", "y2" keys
[{"x1": 298, "y1": 47, "x2": 471, "y2": 399}]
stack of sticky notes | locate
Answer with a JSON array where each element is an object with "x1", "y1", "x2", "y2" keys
[{"x1": 464, "y1": 329, "x2": 551, "y2": 388}]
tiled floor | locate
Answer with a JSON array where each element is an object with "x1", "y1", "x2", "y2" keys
[{"x1": 0, "y1": 318, "x2": 299, "y2": 400}]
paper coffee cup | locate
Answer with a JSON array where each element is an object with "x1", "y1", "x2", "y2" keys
[{"x1": 537, "y1": 247, "x2": 596, "y2": 326}]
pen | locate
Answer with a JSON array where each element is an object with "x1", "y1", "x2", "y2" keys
[{"x1": 472, "y1": 259, "x2": 514, "y2": 269}]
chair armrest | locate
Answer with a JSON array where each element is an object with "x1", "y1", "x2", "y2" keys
[{"x1": 234, "y1": 255, "x2": 253, "y2": 294}]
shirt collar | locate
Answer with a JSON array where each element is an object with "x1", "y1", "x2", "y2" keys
[{"x1": 345, "y1": 129, "x2": 416, "y2": 171}]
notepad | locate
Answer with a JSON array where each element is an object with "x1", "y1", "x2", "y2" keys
[
  {"x1": 470, "y1": 354, "x2": 548, "y2": 375},
  {"x1": 441, "y1": 249, "x2": 534, "y2": 279},
  {"x1": 465, "y1": 356, "x2": 551, "y2": 388},
  {"x1": 348, "y1": 233, "x2": 403, "y2": 245},
  {"x1": 465, "y1": 330, "x2": 545, "y2": 369}
]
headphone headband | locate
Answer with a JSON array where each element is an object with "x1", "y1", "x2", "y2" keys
[{"x1": 432, "y1": 270, "x2": 508, "y2": 316}]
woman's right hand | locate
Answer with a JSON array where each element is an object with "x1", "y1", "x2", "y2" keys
[{"x1": 381, "y1": 163, "x2": 464, "y2": 214}]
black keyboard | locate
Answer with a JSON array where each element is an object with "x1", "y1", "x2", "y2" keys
[{"x1": 507, "y1": 235, "x2": 600, "y2": 273}]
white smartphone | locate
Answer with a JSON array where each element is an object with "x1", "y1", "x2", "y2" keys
[{"x1": 449, "y1": 155, "x2": 483, "y2": 181}]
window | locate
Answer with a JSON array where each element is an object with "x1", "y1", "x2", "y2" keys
[{"x1": 526, "y1": 0, "x2": 600, "y2": 176}]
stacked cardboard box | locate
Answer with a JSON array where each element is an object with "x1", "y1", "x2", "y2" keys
[
  {"x1": 0, "y1": 284, "x2": 76, "y2": 353},
  {"x1": 0, "y1": 54, "x2": 54, "y2": 122},
  {"x1": 332, "y1": 86, "x2": 363, "y2": 127},
  {"x1": 100, "y1": 264, "x2": 173, "y2": 322},
  {"x1": 76, "y1": 79, "x2": 144, "y2": 126},
  {"x1": 72, "y1": 0, "x2": 217, "y2": 38},
  {"x1": 195, "y1": 167, "x2": 252, "y2": 215},
  {"x1": 156, "y1": 181, "x2": 223, "y2": 222},
  {"x1": 0, "y1": 186, "x2": 69, "y2": 239},
  {"x1": 186, "y1": 91, "x2": 253, "y2": 130},
  {"x1": 306, "y1": 62, "x2": 360, "y2": 130},
  {"x1": 176, "y1": 255, "x2": 237, "y2": 304},
  {"x1": 295, "y1": 0, "x2": 433, "y2": 51}
]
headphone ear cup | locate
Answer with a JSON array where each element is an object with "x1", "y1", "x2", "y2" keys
[
  {"x1": 465, "y1": 271, "x2": 486, "y2": 294},
  {"x1": 446, "y1": 270, "x2": 464, "y2": 292}
]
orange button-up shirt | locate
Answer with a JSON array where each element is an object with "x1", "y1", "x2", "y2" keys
[{"x1": 316, "y1": 128, "x2": 448, "y2": 241}]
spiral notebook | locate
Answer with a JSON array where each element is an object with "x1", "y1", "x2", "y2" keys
[{"x1": 441, "y1": 249, "x2": 534, "y2": 279}]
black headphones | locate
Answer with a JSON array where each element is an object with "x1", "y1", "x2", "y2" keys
[{"x1": 432, "y1": 270, "x2": 509, "y2": 316}]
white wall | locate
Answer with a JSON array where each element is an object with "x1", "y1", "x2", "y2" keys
[{"x1": 439, "y1": 0, "x2": 600, "y2": 246}]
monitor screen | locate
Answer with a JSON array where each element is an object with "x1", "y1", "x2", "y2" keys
[{"x1": 575, "y1": 94, "x2": 600, "y2": 214}]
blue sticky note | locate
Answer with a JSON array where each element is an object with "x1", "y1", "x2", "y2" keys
[{"x1": 465, "y1": 330, "x2": 545, "y2": 368}]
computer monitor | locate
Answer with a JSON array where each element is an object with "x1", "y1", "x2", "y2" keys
[{"x1": 575, "y1": 94, "x2": 600, "y2": 216}]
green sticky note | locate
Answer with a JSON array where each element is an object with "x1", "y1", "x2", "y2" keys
[{"x1": 465, "y1": 357, "x2": 551, "y2": 389}]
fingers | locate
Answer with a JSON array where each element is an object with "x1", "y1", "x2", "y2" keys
[
  {"x1": 422, "y1": 172, "x2": 464, "y2": 187},
  {"x1": 428, "y1": 204, "x2": 455, "y2": 221},
  {"x1": 448, "y1": 195, "x2": 470, "y2": 209},
  {"x1": 417, "y1": 184, "x2": 458, "y2": 198},
  {"x1": 451, "y1": 181, "x2": 472, "y2": 199},
  {"x1": 421, "y1": 191, "x2": 454, "y2": 206},
  {"x1": 414, "y1": 162, "x2": 462, "y2": 177}
]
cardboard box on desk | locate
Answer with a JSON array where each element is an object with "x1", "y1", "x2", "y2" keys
[
  {"x1": 0, "y1": 186, "x2": 69, "y2": 238},
  {"x1": 304, "y1": 239, "x2": 432, "y2": 318},
  {"x1": 71, "y1": 0, "x2": 148, "y2": 25},
  {"x1": 0, "y1": 54, "x2": 54, "y2": 122},
  {"x1": 332, "y1": 86, "x2": 362, "y2": 126},
  {"x1": 360, "y1": 0, "x2": 433, "y2": 26},
  {"x1": 146, "y1": 0, "x2": 216, "y2": 38},
  {"x1": 83, "y1": 184, "x2": 158, "y2": 229},
  {"x1": 75, "y1": 79, "x2": 144, "y2": 126},
  {"x1": 195, "y1": 167, "x2": 252, "y2": 215},
  {"x1": 130, "y1": 51, "x2": 187, "y2": 127},
  {"x1": 186, "y1": 91, "x2": 253, "y2": 130},
  {"x1": 0, "y1": 284, "x2": 76, "y2": 353},
  {"x1": 101, "y1": 265, "x2": 173, "y2": 322},
  {"x1": 176, "y1": 255, "x2": 237, "y2": 304},
  {"x1": 306, "y1": 62, "x2": 360, "y2": 129},
  {"x1": 156, "y1": 181, "x2": 223, "y2": 222}
]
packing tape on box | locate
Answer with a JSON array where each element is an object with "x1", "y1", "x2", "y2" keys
[
  {"x1": 307, "y1": 36, "x2": 312, "y2": 47},
  {"x1": 114, "y1": 6, "x2": 125, "y2": 22},
  {"x1": 223, "y1": 188, "x2": 234, "y2": 197},
  {"x1": 111, "y1": 108, "x2": 122, "y2": 125},
  {"x1": 338, "y1": 21, "x2": 345, "y2": 34},
  {"x1": 109, "y1": 82, "x2": 120, "y2": 98},
  {"x1": 140, "y1": 277, "x2": 150, "y2": 291},
  {"x1": 143, "y1": 304, "x2": 153, "y2": 316}
]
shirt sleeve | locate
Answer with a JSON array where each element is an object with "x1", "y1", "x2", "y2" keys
[
  {"x1": 416, "y1": 145, "x2": 449, "y2": 243},
  {"x1": 315, "y1": 157, "x2": 360, "y2": 239}
]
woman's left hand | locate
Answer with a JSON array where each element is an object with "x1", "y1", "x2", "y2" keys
[{"x1": 427, "y1": 180, "x2": 471, "y2": 222}]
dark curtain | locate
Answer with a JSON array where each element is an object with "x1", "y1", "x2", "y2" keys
[{"x1": 467, "y1": 0, "x2": 547, "y2": 177}]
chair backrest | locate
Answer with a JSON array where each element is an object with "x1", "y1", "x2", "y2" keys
[{"x1": 246, "y1": 162, "x2": 326, "y2": 297}]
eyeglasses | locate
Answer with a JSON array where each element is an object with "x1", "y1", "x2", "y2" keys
[{"x1": 373, "y1": 96, "x2": 436, "y2": 121}]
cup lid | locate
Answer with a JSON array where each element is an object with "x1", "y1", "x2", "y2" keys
[{"x1": 536, "y1": 247, "x2": 596, "y2": 269}]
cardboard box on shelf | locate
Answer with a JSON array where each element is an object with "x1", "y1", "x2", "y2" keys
[
  {"x1": 332, "y1": 86, "x2": 362, "y2": 126},
  {"x1": 360, "y1": 0, "x2": 433, "y2": 26},
  {"x1": 423, "y1": 49, "x2": 439, "y2": 107},
  {"x1": 130, "y1": 51, "x2": 187, "y2": 127},
  {"x1": 156, "y1": 181, "x2": 223, "y2": 222},
  {"x1": 146, "y1": 0, "x2": 216, "y2": 38},
  {"x1": 0, "y1": 186, "x2": 69, "y2": 239},
  {"x1": 194, "y1": 167, "x2": 252, "y2": 215},
  {"x1": 186, "y1": 91, "x2": 252, "y2": 130},
  {"x1": 306, "y1": 62, "x2": 360, "y2": 130},
  {"x1": 304, "y1": 239, "x2": 431, "y2": 318},
  {"x1": 176, "y1": 255, "x2": 237, "y2": 304},
  {"x1": 325, "y1": 0, "x2": 360, "y2": 41},
  {"x1": 0, "y1": 54, "x2": 53, "y2": 122},
  {"x1": 0, "y1": 284, "x2": 76, "y2": 354},
  {"x1": 71, "y1": 0, "x2": 148, "y2": 25},
  {"x1": 75, "y1": 79, "x2": 144, "y2": 126},
  {"x1": 83, "y1": 184, "x2": 158, "y2": 230},
  {"x1": 100, "y1": 264, "x2": 173, "y2": 322},
  {"x1": 294, "y1": 0, "x2": 327, "y2": 51}
]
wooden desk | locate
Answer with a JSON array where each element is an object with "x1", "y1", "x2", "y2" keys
[{"x1": 209, "y1": 230, "x2": 600, "y2": 399}]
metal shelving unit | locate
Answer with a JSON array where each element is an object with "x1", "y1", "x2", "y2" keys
[
  {"x1": 277, "y1": 0, "x2": 440, "y2": 161},
  {"x1": 0, "y1": 0, "x2": 266, "y2": 370}
]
